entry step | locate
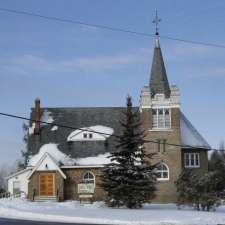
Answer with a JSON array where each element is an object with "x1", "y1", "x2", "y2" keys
[{"x1": 34, "y1": 196, "x2": 58, "y2": 202}]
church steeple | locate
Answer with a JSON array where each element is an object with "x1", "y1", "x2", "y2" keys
[{"x1": 150, "y1": 11, "x2": 171, "y2": 98}]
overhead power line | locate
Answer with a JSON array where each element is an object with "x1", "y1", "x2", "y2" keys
[
  {"x1": 0, "y1": 111, "x2": 216, "y2": 151},
  {"x1": 0, "y1": 7, "x2": 225, "y2": 49}
]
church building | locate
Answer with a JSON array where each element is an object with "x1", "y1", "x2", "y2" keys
[{"x1": 7, "y1": 31, "x2": 210, "y2": 203}]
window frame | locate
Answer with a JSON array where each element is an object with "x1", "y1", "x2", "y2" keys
[
  {"x1": 184, "y1": 153, "x2": 200, "y2": 168},
  {"x1": 155, "y1": 163, "x2": 169, "y2": 181},
  {"x1": 152, "y1": 108, "x2": 171, "y2": 130},
  {"x1": 82, "y1": 171, "x2": 95, "y2": 185},
  {"x1": 157, "y1": 139, "x2": 166, "y2": 153}
]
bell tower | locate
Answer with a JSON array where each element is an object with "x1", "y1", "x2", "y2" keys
[{"x1": 140, "y1": 11, "x2": 182, "y2": 203}]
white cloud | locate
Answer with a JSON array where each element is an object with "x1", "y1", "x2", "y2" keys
[
  {"x1": 165, "y1": 43, "x2": 224, "y2": 62},
  {"x1": 2, "y1": 44, "x2": 225, "y2": 79},
  {"x1": 0, "y1": 48, "x2": 151, "y2": 76}
]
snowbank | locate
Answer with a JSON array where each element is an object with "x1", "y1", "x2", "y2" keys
[
  {"x1": 0, "y1": 198, "x2": 225, "y2": 225},
  {"x1": 28, "y1": 143, "x2": 76, "y2": 166}
]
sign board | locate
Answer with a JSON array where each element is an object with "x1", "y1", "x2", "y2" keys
[
  {"x1": 78, "y1": 183, "x2": 95, "y2": 194},
  {"x1": 79, "y1": 194, "x2": 93, "y2": 198}
]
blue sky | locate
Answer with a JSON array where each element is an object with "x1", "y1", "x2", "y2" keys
[{"x1": 0, "y1": 0, "x2": 225, "y2": 164}]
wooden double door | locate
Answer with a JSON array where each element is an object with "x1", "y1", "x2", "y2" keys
[{"x1": 39, "y1": 173, "x2": 55, "y2": 196}]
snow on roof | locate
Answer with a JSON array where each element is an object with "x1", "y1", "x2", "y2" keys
[
  {"x1": 41, "y1": 110, "x2": 54, "y2": 125},
  {"x1": 180, "y1": 112, "x2": 210, "y2": 149},
  {"x1": 51, "y1": 125, "x2": 58, "y2": 131},
  {"x1": 67, "y1": 125, "x2": 114, "y2": 142},
  {"x1": 75, "y1": 153, "x2": 111, "y2": 165},
  {"x1": 28, "y1": 143, "x2": 76, "y2": 166},
  {"x1": 6, "y1": 168, "x2": 33, "y2": 180},
  {"x1": 28, "y1": 143, "x2": 110, "y2": 167},
  {"x1": 27, "y1": 152, "x2": 67, "y2": 179},
  {"x1": 28, "y1": 123, "x2": 35, "y2": 135}
]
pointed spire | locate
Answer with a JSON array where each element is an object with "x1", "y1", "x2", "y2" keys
[{"x1": 150, "y1": 11, "x2": 170, "y2": 98}]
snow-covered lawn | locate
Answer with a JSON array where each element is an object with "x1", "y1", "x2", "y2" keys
[{"x1": 0, "y1": 198, "x2": 225, "y2": 225}]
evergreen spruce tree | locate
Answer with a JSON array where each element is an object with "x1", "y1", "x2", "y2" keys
[
  {"x1": 176, "y1": 169, "x2": 220, "y2": 211},
  {"x1": 101, "y1": 96, "x2": 156, "y2": 208},
  {"x1": 209, "y1": 144, "x2": 225, "y2": 199}
]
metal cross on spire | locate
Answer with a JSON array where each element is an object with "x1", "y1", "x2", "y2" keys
[{"x1": 152, "y1": 10, "x2": 161, "y2": 35}]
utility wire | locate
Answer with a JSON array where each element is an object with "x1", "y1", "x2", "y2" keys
[
  {"x1": 0, "y1": 111, "x2": 217, "y2": 151},
  {"x1": 0, "y1": 7, "x2": 225, "y2": 49}
]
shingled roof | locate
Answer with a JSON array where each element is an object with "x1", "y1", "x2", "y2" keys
[
  {"x1": 28, "y1": 107, "x2": 132, "y2": 159},
  {"x1": 28, "y1": 106, "x2": 210, "y2": 163},
  {"x1": 150, "y1": 36, "x2": 171, "y2": 98}
]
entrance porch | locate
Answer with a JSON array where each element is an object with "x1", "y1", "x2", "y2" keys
[{"x1": 28, "y1": 171, "x2": 65, "y2": 202}]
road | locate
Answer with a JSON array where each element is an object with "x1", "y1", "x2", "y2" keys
[{"x1": 0, "y1": 218, "x2": 101, "y2": 225}]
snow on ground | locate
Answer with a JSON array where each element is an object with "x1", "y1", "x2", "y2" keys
[
  {"x1": 0, "y1": 198, "x2": 225, "y2": 225},
  {"x1": 28, "y1": 143, "x2": 76, "y2": 166}
]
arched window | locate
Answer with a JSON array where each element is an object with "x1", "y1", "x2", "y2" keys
[
  {"x1": 156, "y1": 163, "x2": 169, "y2": 181},
  {"x1": 82, "y1": 171, "x2": 95, "y2": 184}
]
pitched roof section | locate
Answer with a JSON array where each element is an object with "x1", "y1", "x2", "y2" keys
[
  {"x1": 27, "y1": 152, "x2": 67, "y2": 179},
  {"x1": 180, "y1": 112, "x2": 211, "y2": 149},
  {"x1": 28, "y1": 107, "x2": 133, "y2": 158},
  {"x1": 28, "y1": 107, "x2": 210, "y2": 160},
  {"x1": 150, "y1": 36, "x2": 171, "y2": 98}
]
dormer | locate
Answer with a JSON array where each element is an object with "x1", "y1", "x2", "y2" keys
[{"x1": 67, "y1": 125, "x2": 114, "y2": 142}]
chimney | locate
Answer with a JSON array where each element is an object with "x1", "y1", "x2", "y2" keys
[{"x1": 34, "y1": 97, "x2": 41, "y2": 135}]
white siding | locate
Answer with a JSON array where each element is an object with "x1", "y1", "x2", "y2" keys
[
  {"x1": 36, "y1": 155, "x2": 60, "y2": 171},
  {"x1": 67, "y1": 125, "x2": 114, "y2": 142},
  {"x1": 7, "y1": 170, "x2": 32, "y2": 196}
]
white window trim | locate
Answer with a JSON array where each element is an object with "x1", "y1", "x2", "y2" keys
[
  {"x1": 82, "y1": 171, "x2": 95, "y2": 186},
  {"x1": 184, "y1": 153, "x2": 200, "y2": 168},
  {"x1": 152, "y1": 108, "x2": 171, "y2": 130},
  {"x1": 156, "y1": 163, "x2": 169, "y2": 181}
]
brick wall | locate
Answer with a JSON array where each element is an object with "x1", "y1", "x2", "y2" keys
[
  {"x1": 63, "y1": 168, "x2": 106, "y2": 201},
  {"x1": 181, "y1": 149, "x2": 208, "y2": 174},
  {"x1": 141, "y1": 108, "x2": 182, "y2": 203}
]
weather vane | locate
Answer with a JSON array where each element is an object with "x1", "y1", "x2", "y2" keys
[{"x1": 152, "y1": 10, "x2": 161, "y2": 35}]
